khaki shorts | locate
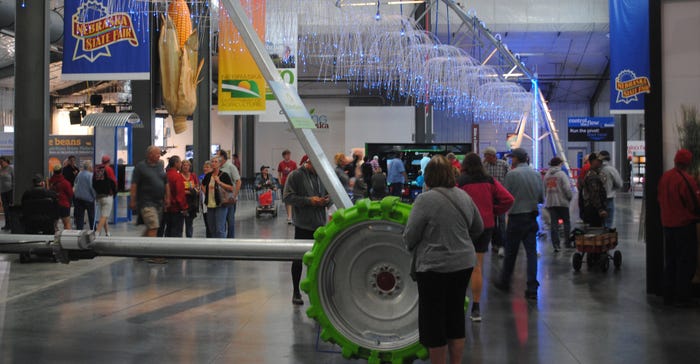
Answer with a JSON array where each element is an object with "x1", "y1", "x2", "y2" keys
[
  {"x1": 97, "y1": 196, "x2": 113, "y2": 218},
  {"x1": 139, "y1": 206, "x2": 161, "y2": 230}
]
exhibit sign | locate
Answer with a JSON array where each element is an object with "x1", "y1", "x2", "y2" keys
[
  {"x1": 609, "y1": 0, "x2": 650, "y2": 114},
  {"x1": 568, "y1": 117, "x2": 615, "y2": 142},
  {"x1": 47, "y1": 135, "x2": 95, "y2": 175},
  {"x1": 218, "y1": 0, "x2": 267, "y2": 114},
  {"x1": 62, "y1": 0, "x2": 149, "y2": 80}
]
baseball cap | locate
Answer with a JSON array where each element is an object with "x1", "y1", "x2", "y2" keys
[
  {"x1": 483, "y1": 147, "x2": 497, "y2": 156},
  {"x1": 260, "y1": 165, "x2": 270, "y2": 171},
  {"x1": 508, "y1": 148, "x2": 528, "y2": 161},
  {"x1": 300, "y1": 155, "x2": 309, "y2": 165},
  {"x1": 101, "y1": 155, "x2": 111, "y2": 164},
  {"x1": 674, "y1": 149, "x2": 693, "y2": 166},
  {"x1": 32, "y1": 173, "x2": 44, "y2": 185},
  {"x1": 53, "y1": 164, "x2": 62, "y2": 173}
]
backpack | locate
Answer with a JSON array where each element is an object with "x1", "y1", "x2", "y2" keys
[{"x1": 93, "y1": 164, "x2": 115, "y2": 196}]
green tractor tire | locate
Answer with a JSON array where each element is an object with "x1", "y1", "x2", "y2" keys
[{"x1": 300, "y1": 197, "x2": 428, "y2": 364}]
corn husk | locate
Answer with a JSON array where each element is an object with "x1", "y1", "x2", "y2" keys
[{"x1": 159, "y1": 12, "x2": 203, "y2": 134}]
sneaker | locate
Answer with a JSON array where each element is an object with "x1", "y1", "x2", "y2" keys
[
  {"x1": 470, "y1": 302, "x2": 481, "y2": 322},
  {"x1": 287, "y1": 219, "x2": 292, "y2": 225},
  {"x1": 498, "y1": 247, "x2": 505, "y2": 258},
  {"x1": 292, "y1": 293, "x2": 304, "y2": 305},
  {"x1": 106, "y1": 232, "x2": 112, "y2": 237},
  {"x1": 146, "y1": 257, "x2": 168, "y2": 264}
]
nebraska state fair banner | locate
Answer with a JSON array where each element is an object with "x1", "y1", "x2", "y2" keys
[
  {"x1": 218, "y1": 0, "x2": 267, "y2": 115},
  {"x1": 62, "y1": 0, "x2": 150, "y2": 80},
  {"x1": 609, "y1": 0, "x2": 650, "y2": 114}
]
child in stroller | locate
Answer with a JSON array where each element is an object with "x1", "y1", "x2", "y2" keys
[{"x1": 255, "y1": 165, "x2": 280, "y2": 217}]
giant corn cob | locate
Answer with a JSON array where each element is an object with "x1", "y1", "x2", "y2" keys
[{"x1": 159, "y1": 0, "x2": 203, "y2": 134}]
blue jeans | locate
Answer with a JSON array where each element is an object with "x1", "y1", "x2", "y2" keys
[
  {"x1": 501, "y1": 212, "x2": 539, "y2": 293},
  {"x1": 206, "y1": 207, "x2": 228, "y2": 238},
  {"x1": 73, "y1": 198, "x2": 95, "y2": 230},
  {"x1": 605, "y1": 198, "x2": 615, "y2": 227},
  {"x1": 223, "y1": 204, "x2": 237, "y2": 238}
]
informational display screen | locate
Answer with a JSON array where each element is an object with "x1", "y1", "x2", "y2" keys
[{"x1": 568, "y1": 117, "x2": 615, "y2": 142}]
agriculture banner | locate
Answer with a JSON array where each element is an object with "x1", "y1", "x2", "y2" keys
[
  {"x1": 62, "y1": 0, "x2": 149, "y2": 80},
  {"x1": 218, "y1": 0, "x2": 267, "y2": 114},
  {"x1": 568, "y1": 117, "x2": 615, "y2": 142},
  {"x1": 609, "y1": 0, "x2": 650, "y2": 114}
]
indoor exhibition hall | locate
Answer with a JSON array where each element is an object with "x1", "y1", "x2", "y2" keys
[{"x1": 0, "y1": 1, "x2": 699, "y2": 363}]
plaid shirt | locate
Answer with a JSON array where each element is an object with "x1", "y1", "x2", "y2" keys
[{"x1": 484, "y1": 158, "x2": 509, "y2": 183}]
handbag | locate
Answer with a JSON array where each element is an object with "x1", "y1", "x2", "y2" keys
[
  {"x1": 216, "y1": 183, "x2": 236, "y2": 206},
  {"x1": 410, "y1": 188, "x2": 472, "y2": 281}
]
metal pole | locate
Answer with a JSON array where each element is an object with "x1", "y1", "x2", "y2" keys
[
  {"x1": 0, "y1": 233, "x2": 314, "y2": 261},
  {"x1": 219, "y1": 0, "x2": 352, "y2": 209}
]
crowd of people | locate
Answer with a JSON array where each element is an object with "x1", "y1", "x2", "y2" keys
[{"x1": 2, "y1": 143, "x2": 695, "y2": 363}]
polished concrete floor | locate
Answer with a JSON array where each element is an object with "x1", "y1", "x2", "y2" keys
[{"x1": 0, "y1": 193, "x2": 698, "y2": 363}]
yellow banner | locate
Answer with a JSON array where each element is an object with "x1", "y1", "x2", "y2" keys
[{"x1": 218, "y1": 0, "x2": 266, "y2": 114}]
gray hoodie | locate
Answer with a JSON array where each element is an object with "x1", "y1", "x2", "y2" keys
[
  {"x1": 543, "y1": 166, "x2": 572, "y2": 208},
  {"x1": 601, "y1": 161, "x2": 623, "y2": 199},
  {"x1": 403, "y1": 187, "x2": 483, "y2": 274},
  {"x1": 283, "y1": 166, "x2": 329, "y2": 231}
]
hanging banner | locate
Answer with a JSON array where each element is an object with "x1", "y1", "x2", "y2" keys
[
  {"x1": 260, "y1": 12, "x2": 298, "y2": 122},
  {"x1": 568, "y1": 117, "x2": 615, "y2": 142},
  {"x1": 609, "y1": 0, "x2": 650, "y2": 114},
  {"x1": 218, "y1": 0, "x2": 267, "y2": 115},
  {"x1": 62, "y1": 0, "x2": 150, "y2": 80}
]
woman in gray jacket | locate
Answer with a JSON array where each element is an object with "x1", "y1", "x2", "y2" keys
[
  {"x1": 403, "y1": 155, "x2": 483, "y2": 364},
  {"x1": 543, "y1": 157, "x2": 573, "y2": 251}
]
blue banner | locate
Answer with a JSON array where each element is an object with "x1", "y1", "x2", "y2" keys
[
  {"x1": 568, "y1": 117, "x2": 615, "y2": 142},
  {"x1": 62, "y1": 0, "x2": 150, "y2": 80},
  {"x1": 609, "y1": 0, "x2": 650, "y2": 114}
]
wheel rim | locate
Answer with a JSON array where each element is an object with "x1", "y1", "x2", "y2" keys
[
  {"x1": 301, "y1": 197, "x2": 427, "y2": 363},
  {"x1": 317, "y1": 220, "x2": 418, "y2": 351}
]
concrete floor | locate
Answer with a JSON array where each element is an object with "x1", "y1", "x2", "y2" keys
[{"x1": 0, "y1": 193, "x2": 698, "y2": 363}]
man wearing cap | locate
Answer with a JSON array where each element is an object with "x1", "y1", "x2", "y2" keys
[
  {"x1": 164, "y1": 155, "x2": 187, "y2": 238},
  {"x1": 93, "y1": 155, "x2": 117, "y2": 237},
  {"x1": 496, "y1": 148, "x2": 543, "y2": 300},
  {"x1": 255, "y1": 165, "x2": 279, "y2": 201},
  {"x1": 283, "y1": 155, "x2": 331, "y2": 305},
  {"x1": 658, "y1": 149, "x2": 700, "y2": 307},
  {"x1": 21, "y1": 174, "x2": 59, "y2": 234},
  {"x1": 580, "y1": 153, "x2": 608, "y2": 227},
  {"x1": 543, "y1": 157, "x2": 573, "y2": 251},
  {"x1": 484, "y1": 147, "x2": 510, "y2": 256},
  {"x1": 598, "y1": 150, "x2": 623, "y2": 227}
]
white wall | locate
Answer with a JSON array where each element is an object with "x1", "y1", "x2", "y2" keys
[
  {"x1": 254, "y1": 98, "x2": 349, "y2": 177},
  {"x1": 662, "y1": 1, "x2": 700, "y2": 170}
]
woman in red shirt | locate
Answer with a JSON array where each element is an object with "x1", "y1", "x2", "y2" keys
[
  {"x1": 277, "y1": 149, "x2": 297, "y2": 224},
  {"x1": 458, "y1": 153, "x2": 514, "y2": 322}
]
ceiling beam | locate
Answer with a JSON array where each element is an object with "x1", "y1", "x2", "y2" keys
[{"x1": 589, "y1": 59, "x2": 610, "y2": 115}]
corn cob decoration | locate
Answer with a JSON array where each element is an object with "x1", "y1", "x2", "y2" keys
[{"x1": 159, "y1": 0, "x2": 203, "y2": 134}]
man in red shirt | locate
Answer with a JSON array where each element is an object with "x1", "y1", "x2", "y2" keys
[
  {"x1": 277, "y1": 150, "x2": 297, "y2": 224},
  {"x1": 658, "y1": 149, "x2": 700, "y2": 307},
  {"x1": 164, "y1": 156, "x2": 187, "y2": 237}
]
